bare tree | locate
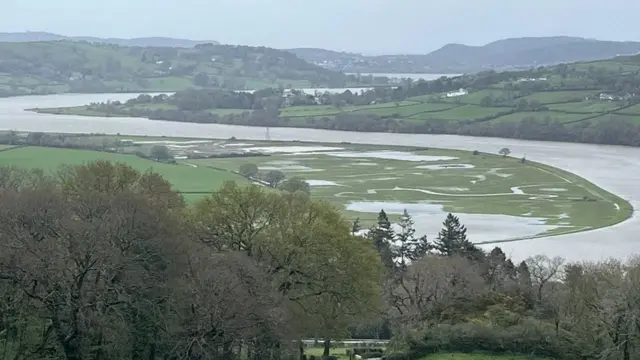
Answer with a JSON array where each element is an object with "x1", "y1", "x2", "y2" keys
[
  {"x1": 525, "y1": 255, "x2": 565, "y2": 302},
  {"x1": 0, "y1": 184, "x2": 179, "y2": 359},
  {"x1": 391, "y1": 255, "x2": 486, "y2": 325}
]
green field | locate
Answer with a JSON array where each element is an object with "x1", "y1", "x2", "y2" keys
[
  {"x1": 614, "y1": 103, "x2": 640, "y2": 115},
  {"x1": 417, "y1": 105, "x2": 511, "y2": 120},
  {"x1": 0, "y1": 138, "x2": 629, "y2": 242},
  {"x1": 520, "y1": 90, "x2": 597, "y2": 104},
  {"x1": 585, "y1": 113, "x2": 640, "y2": 124},
  {"x1": 547, "y1": 100, "x2": 622, "y2": 113},
  {"x1": 37, "y1": 85, "x2": 633, "y2": 127},
  {"x1": 176, "y1": 140, "x2": 631, "y2": 241},
  {"x1": 442, "y1": 89, "x2": 521, "y2": 105},
  {"x1": 489, "y1": 111, "x2": 590, "y2": 123},
  {"x1": 0, "y1": 146, "x2": 247, "y2": 196}
]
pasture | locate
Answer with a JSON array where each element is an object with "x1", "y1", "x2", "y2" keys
[
  {"x1": 0, "y1": 146, "x2": 247, "y2": 195},
  {"x1": 180, "y1": 140, "x2": 629, "y2": 242},
  {"x1": 0, "y1": 137, "x2": 629, "y2": 243}
]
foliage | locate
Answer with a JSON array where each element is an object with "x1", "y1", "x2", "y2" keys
[
  {"x1": 0, "y1": 162, "x2": 383, "y2": 359},
  {"x1": 279, "y1": 176, "x2": 310, "y2": 194},
  {"x1": 264, "y1": 169, "x2": 286, "y2": 187},
  {"x1": 149, "y1": 144, "x2": 171, "y2": 160},
  {"x1": 36, "y1": 51, "x2": 640, "y2": 147},
  {"x1": 498, "y1": 148, "x2": 511, "y2": 157},
  {"x1": 0, "y1": 40, "x2": 353, "y2": 96},
  {"x1": 432, "y1": 213, "x2": 480, "y2": 259},
  {"x1": 238, "y1": 162, "x2": 259, "y2": 178}
]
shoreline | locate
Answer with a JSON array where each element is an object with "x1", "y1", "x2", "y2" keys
[
  {"x1": 28, "y1": 105, "x2": 640, "y2": 150},
  {"x1": 0, "y1": 130, "x2": 630, "y2": 244},
  {"x1": 3, "y1": 92, "x2": 640, "y2": 262}
]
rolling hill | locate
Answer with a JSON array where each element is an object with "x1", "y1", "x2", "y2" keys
[
  {"x1": 35, "y1": 51, "x2": 640, "y2": 148},
  {"x1": 0, "y1": 40, "x2": 352, "y2": 97},
  {"x1": 0, "y1": 31, "x2": 219, "y2": 48},
  {"x1": 287, "y1": 36, "x2": 640, "y2": 74}
]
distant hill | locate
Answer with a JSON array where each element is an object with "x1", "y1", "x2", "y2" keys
[
  {"x1": 0, "y1": 40, "x2": 351, "y2": 97},
  {"x1": 287, "y1": 36, "x2": 640, "y2": 74},
  {"x1": 0, "y1": 31, "x2": 220, "y2": 48}
]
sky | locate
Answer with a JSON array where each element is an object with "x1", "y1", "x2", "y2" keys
[{"x1": 2, "y1": 0, "x2": 638, "y2": 54}]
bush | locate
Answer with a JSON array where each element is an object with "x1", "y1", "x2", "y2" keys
[
  {"x1": 403, "y1": 321, "x2": 584, "y2": 360},
  {"x1": 321, "y1": 356, "x2": 337, "y2": 360},
  {"x1": 353, "y1": 348, "x2": 384, "y2": 355}
]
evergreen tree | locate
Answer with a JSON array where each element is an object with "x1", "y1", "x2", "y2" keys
[
  {"x1": 517, "y1": 260, "x2": 534, "y2": 309},
  {"x1": 351, "y1": 217, "x2": 361, "y2": 236},
  {"x1": 368, "y1": 210, "x2": 395, "y2": 268},
  {"x1": 433, "y1": 213, "x2": 472, "y2": 256},
  {"x1": 393, "y1": 209, "x2": 430, "y2": 269}
]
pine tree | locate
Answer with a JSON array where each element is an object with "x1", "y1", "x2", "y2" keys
[
  {"x1": 394, "y1": 209, "x2": 430, "y2": 269},
  {"x1": 368, "y1": 210, "x2": 395, "y2": 268},
  {"x1": 433, "y1": 213, "x2": 472, "y2": 256},
  {"x1": 351, "y1": 218, "x2": 361, "y2": 236},
  {"x1": 517, "y1": 260, "x2": 534, "y2": 309}
]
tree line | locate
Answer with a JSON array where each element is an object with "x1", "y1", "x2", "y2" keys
[
  {"x1": 0, "y1": 161, "x2": 382, "y2": 360},
  {"x1": 114, "y1": 106, "x2": 640, "y2": 147},
  {"x1": 0, "y1": 160, "x2": 639, "y2": 359}
]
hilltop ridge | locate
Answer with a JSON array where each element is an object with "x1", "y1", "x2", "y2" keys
[
  {"x1": 0, "y1": 31, "x2": 220, "y2": 48},
  {"x1": 0, "y1": 40, "x2": 355, "y2": 97},
  {"x1": 287, "y1": 36, "x2": 640, "y2": 74}
]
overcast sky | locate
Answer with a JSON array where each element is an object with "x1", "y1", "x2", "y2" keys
[{"x1": 2, "y1": 0, "x2": 637, "y2": 54}]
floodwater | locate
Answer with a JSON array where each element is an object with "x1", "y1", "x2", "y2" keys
[
  {"x1": 346, "y1": 201, "x2": 561, "y2": 243},
  {"x1": 1, "y1": 93, "x2": 639, "y2": 262}
]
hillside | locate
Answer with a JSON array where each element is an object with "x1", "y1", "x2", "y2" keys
[
  {"x1": 0, "y1": 31, "x2": 220, "y2": 47},
  {"x1": 0, "y1": 40, "x2": 353, "y2": 96},
  {"x1": 289, "y1": 36, "x2": 640, "y2": 74},
  {"x1": 35, "y1": 52, "x2": 640, "y2": 147}
]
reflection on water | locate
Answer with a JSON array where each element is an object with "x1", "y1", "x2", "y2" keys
[{"x1": 0, "y1": 93, "x2": 639, "y2": 262}]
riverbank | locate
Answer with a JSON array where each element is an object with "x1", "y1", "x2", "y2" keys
[
  {"x1": 29, "y1": 87, "x2": 640, "y2": 148},
  {"x1": 0, "y1": 131, "x2": 630, "y2": 244},
  {"x1": 2, "y1": 93, "x2": 640, "y2": 262}
]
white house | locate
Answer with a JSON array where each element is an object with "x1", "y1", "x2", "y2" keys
[{"x1": 446, "y1": 88, "x2": 468, "y2": 97}]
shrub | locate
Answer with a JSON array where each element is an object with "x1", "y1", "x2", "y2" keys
[
  {"x1": 353, "y1": 348, "x2": 384, "y2": 355},
  {"x1": 403, "y1": 321, "x2": 584, "y2": 360}
]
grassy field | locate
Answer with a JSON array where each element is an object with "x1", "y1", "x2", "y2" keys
[
  {"x1": 35, "y1": 85, "x2": 634, "y2": 127},
  {"x1": 0, "y1": 137, "x2": 630, "y2": 242},
  {"x1": 0, "y1": 146, "x2": 247, "y2": 195},
  {"x1": 177, "y1": 140, "x2": 631, "y2": 241},
  {"x1": 488, "y1": 111, "x2": 591, "y2": 123},
  {"x1": 520, "y1": 90, "x2": 597, "y2": 104}
]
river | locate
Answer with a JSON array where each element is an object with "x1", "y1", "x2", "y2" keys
[{"x1": 1, "y1": 93, "x2": 639, "y2": 262}]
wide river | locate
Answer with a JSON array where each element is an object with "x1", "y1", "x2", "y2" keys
[{"x1": 1, "y1": 93, "x2": 639, "y2": 263}]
